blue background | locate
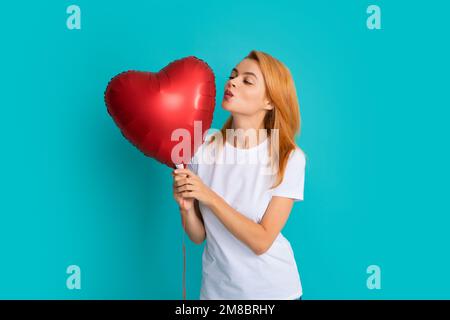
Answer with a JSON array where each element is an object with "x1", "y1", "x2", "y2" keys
[{"x1": 0, "y1": 0, "x2": 449, "y2": 299}]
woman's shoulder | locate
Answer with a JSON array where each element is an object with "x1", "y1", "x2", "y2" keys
[{"x1": 288, "y1": 145, "x2": 306, "y2": 167}]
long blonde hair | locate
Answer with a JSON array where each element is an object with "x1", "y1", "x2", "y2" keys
[{"x1": 208, "y1": 50, "x2": 303, "y2": 189}]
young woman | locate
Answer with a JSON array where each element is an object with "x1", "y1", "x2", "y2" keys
[{"x1": 172, "y1": 50, "x2": 306, "y2": 300}]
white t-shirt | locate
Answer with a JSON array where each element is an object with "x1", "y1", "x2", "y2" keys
[{"x1": 187, "y1": 135, "x2": 306, "y2": 300}]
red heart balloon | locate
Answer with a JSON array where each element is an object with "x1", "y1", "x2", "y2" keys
[{"x1": 104, "y1": 56, "x2": 216, "y2": 168}]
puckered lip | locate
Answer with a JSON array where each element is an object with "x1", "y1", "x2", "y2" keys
[{"x1": 225, "y1": 89, "x2": 234, "y2": 97}]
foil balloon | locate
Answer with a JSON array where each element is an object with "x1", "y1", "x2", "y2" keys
[{"x1": 104, "y1": 56, "x2": 216, "y2": 168}]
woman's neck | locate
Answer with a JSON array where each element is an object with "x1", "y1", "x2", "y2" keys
[{"x1": 228, "y1": 116, "x2": 267, "y2": 149}]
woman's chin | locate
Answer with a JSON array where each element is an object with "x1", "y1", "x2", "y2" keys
[{"x1": 221, "y1": 101, "x2": 233, "y2": 111}]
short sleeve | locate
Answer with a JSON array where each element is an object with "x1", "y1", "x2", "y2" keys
[{"x1": 271, "y1": 148, "x2": 306, "y2": 202}]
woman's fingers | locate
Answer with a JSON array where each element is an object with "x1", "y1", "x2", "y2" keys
[
  {"x1": 172, "y1": 171, "x2": 196, "y2": 204},
  {"x1": 173, "y1": 169, "x2": 197, "y2": 180},
  {"x1": 173, "y1": 176, "x2": 194, "y2": 192},
  {"x1": 172, "y1": 173, "x2": 186, "y2": 188},
  {"x1": 174, "y1": 175, "x2": 187, "y2": 182},
  {"x1": 173, "y1": 177, "x2": 193, "y2": 188},
  {"x1": 180, "y1": 190, "x2": 196, "y2": 199},
  {"x1": 176, "y1": 184, "x2": 197, "y2": 193},
  {"x1": 174, "y1": 168, "x2": 196, "y2": 177},
  {"x1": 176, "y1": 185, "x2": 190, "y2": 192}
]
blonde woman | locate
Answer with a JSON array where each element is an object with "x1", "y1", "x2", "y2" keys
[{"x1": 172, "y1": 50, "x2": 306, "y2": 300}]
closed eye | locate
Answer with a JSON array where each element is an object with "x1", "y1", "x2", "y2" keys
[{"x1": 228, "y1": 76, "x2": 253, "y2": 85}]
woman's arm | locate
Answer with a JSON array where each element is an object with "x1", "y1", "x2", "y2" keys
[
  {"x1": 208, "y1": 195, "x2": 294, "y2": 255},
  {"x1": 174, "y1": 167, "x2": 294, "y2": 254},
  {"x1": 180, "y1": 199, "x2": 206, "y2": 245}
]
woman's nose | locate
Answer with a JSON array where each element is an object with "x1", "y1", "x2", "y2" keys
[{"x1": 227, "y1": 80, "x2": 236, "y2": 89}]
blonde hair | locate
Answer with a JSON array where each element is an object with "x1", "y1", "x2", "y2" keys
[{"x1": 208, "y1": 50, "x2": 303, "y2": 189}]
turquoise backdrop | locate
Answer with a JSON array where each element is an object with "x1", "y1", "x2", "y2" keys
[{"x1": 0, "y1": 0, "x2": 449, "y2": 299}]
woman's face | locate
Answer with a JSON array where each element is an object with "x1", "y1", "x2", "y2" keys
[{"x1": 222, "y1": 58, "x2": 272, "y2": 116}]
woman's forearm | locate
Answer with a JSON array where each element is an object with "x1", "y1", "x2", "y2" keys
[
  {"x1": 180, "y1": 201, "x2": 206, "y2": 244},
  {"x1": 208, "y1": 194, "x2": 267, "y2": 255}
]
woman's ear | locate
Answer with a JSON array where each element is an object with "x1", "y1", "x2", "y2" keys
[{"x1": 265, "y1": 101, "x2": 274, "y2": 111}]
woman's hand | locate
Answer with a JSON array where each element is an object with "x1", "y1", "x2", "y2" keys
[
  {"x1": 172, "y1": 170, "x2": 194, "y2": 211},
  {"x1": 173, "y1": 168, "x2": 217, "y2": 207}
]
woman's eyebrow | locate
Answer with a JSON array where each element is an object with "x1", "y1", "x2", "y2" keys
[{"x1": 231, "y1": 68, "x2": 257, "y2": 79}]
